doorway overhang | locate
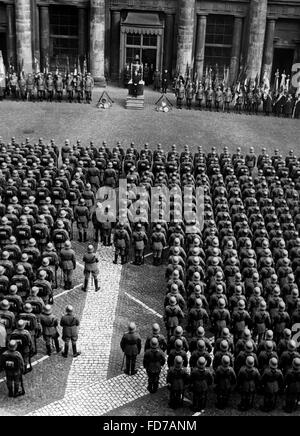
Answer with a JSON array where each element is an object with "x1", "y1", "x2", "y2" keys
[{"x1": 121, "y1": 12, "x2": 164, "y2": 35}]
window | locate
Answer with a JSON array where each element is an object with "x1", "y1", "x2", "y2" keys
[
  {"x1": 49, "y1": 5, "x2": 78, "y2": 62},
  {"x1": 204, "y1": 15, "x2": 234, "y2": 70},
  {"x1": 126, "y1": 33, "x2": 141, "y2": 46},
  {"x1": 125, "y1": 33, "x2": 157, "y2": 65}
]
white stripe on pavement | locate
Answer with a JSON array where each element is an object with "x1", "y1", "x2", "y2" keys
[
  {"x1": 125, "y1": 292, "x2": 163, "y2": 319},
  {"x1": 0, "y1": 355, "x2": 50, "y2": 384}
]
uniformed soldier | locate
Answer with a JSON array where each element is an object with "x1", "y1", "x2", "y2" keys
[
  {"x1": 151, "y1": 223, "x2": 167, "y2": 265},
  {"x1": 46, "y1": 73, "x2": 55, "y2": 102},
  {"x1": 82, "y1": 245, "x2": 100, "y2": 292},
  {"x1": 113, "y1": 222, "x2": 130, "y2": 265},
  {"x1": 60, "y1": 305, "x2": 81, "y2": 358},
  {"x1": 0, "y1": 339, "x2": 25, "y2": 397},
  {"x1": 284, "y1": 357, "x2": 300, "y2": 413},
  {"x1": 260, "y1": 357, "x2": 284, "y2": 412},
  {"x1": 84, "y1": 73, "x2": 94, "y2": 104},
  {"x1": 40, "y1": 304, "x2": 62, "y2": 356},
  {"x1": 166, "y1": 355, "x2": 189, "y2": 409},
  {"x1": 190, "y1": 356, "x2": 214, "y2": 411},
  {"x1": 214, "y1": 355, "x2": 237, "y2": 409},
  {"x1": 60, "y1": 240, "x2": 76, "y2": 290},
  {"x1": 143, "y1": 337, "x2": 166, "y2": 393},
  {"x1": 120, "y1": 322, "x2": 142, "y2": 376},
  {"x1": 132, "y1": 223, "x2": 148, "y2": 265},
  {"x1": 10, "y1": 319, "x2": 33, "y2": 373},
  {"x1": 74, "y1": 198, "x2": 90, "y2": 242}
]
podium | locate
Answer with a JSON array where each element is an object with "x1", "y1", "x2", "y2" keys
[{"x1": 125, "y1": 60, "x2": 145, "y2": 110}]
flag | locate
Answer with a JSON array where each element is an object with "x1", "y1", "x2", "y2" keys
[
  {"x1": 66, "y1": 56, "x2": 70, "y2": 76},
  {"x1": 34, "y1": 56, "x2": 40, "y2": 74},
  {"x1": 0, "y1": 51, "x2": 5, "y2": 88},
  {"x1": 77, "y1": 56, "x2": 82, "y2": 75},
  {"x1": 83, "y1": 56, "x2": 87, "y2": 76}
]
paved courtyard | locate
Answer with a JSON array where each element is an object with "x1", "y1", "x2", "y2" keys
[{"x1": 0, "y1": 86, "x2": 299, "y2": 416}]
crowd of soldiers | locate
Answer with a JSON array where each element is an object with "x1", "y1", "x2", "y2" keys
[
  {"x1": 0, "y1": 135, "x2": 299, "y2": 413},
  {"x1": 0, "y1": 135, "x2": 113, "y2": 398},
  {"x1": 1, "y1": 71, "x2": 94, "y2": 104},
  {"x1": 174, "y1": 76, "x2": 300, "y2": 118},
  {"x1": 118, "y1": 143, "x2": 300, "y2": 414}
]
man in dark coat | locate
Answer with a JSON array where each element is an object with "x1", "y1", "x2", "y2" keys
[
  {"x1": 166, "y1": 355, "x2": 189, "y2": 409},
  {"x1": 120, "y1": 322, "x2": 142, "y2": 376},
  {"x1": 190, "y1": 356, "x2": 214, "y2": 411},
  {"x1": 237, "y1": 355, "x2": 260, "y2": 411},
  {"x1": 143, "y1": 337, "x2": 166, "y2": 393},
  {"x1": 82, "y1": 245, "x2": 100, "y2": 292},
  {"x1": 0, "y1": 339, "x2": 25, "y2": 397},
  {"x1": 60, "y1": 305, "x2": 81, "y2": 358},
  {"x1": 60, "y1": 240, "x2": 76, "y2": 290}
]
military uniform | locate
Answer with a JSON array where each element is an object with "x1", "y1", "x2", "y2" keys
[
  {"x1": 166, "y1": 356, "x2": 189, "y2": 408},
  {"x1": 0, "y1": 341, "x2": 25, "y2": 397},
  {"x1": 143, "y1": 338, "x2": 166, "y2": 393},
  {"x1": 60, "y1": 306, "x2": 80, "y2": 358},
  {"x1": 60, "y1": 242, "x2": 76, "y2": 290},
  {"x1": 74, "y1": 200, "x2": 89, "y2": 242},
  {"x1": 113, "y1": 225, "x2": 130, "y2": 265},
  {"x1": 120, "y1": 323, "x2": 142, "y2": 375},
  {"x1": 40, "y1": 305, "x2": 61, "y2": 355},
  {"x1": 82, "y1": 246, "x2": 100, "y2": 292}
]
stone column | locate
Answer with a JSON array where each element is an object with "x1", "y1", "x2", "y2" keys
[
  {"x1": 78, "y1": 8, "x2": 88, "y2": 60},
  {"x1": 40, "y1": 6, "x2": 50, "y2": 71},
  {"x1": 194, "y1": 15, "x2": 207, "y2": 80},
  {"x1": 176, "y1": 0, "x2": 196, "y2": 76},
  {"x1": 90, "y1": 0, "x2": 106, "y2": 86},
  {"x1": 245, "y1": 0, "x2": 268, "y2": 81},
  {"x1": 164, "y1": 13, "x2": 174, "y2": 73},
  {"x1": 229, "y1": 17, "x2": 243, "y2": 84},
  {"x1": 6, "y1": 4, "x2": 16, "y2": 65},
  {"x1": 15, "y1": 0, "x2": 33, "y2": 73},
  {"x1": 110, "y1": 10, "x2": 120, "y2": 81},
  {"x1": 262, "y1": 19, "x2": 276, "y2": 80}
]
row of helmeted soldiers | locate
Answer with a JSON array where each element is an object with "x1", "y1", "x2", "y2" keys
[{"x1": 1, "y1": 71, "x2": 94, "y2": 103}]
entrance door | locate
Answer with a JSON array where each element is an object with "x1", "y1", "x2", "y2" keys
[
  {"x1": 0, "y1": 33, "x2": 7, "y2": 66},
  {"x1": 272, "y1": 48, "x2": 295, "y2": 78}
]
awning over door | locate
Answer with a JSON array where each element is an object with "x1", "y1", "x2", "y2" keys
[{"x1": 121, "y1": 12, "x2": 164, "y2": 35}]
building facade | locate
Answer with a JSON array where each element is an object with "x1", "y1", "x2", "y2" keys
[{"x1": 0, "y1": 0, "x2": 300, "y2": 84}]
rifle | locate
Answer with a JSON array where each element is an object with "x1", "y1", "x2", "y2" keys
[{"x1": 121, "y1": 352, "x2": 125, "y2": 371}]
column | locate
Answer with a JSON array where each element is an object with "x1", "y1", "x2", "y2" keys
[
  {"x1": 245, "y1": 0, "x2": 268, "y2": 81},
  {"x1": 110, "y1": 10, "x2": 120, "y2": 81},
  {"x1": 90, "y1": 0, "x2": 106, "y2": 86},
  {"x1": 40, "y1": 6, "x2": 50, "y2": 71},
  {"x1": 194, "y1": 15, "x2": 207, "y2": 80},
  {"x1": 229, "y1": 17, "x2": 243, "y2": 84},
  {"x1": 262, "y1": 19, "x2": 276, "y2": 80},
  {"x1": 176, "y1": 0, "x2": 196, "y2": 76},
  {"x1": 6, "y1": 4, "x2": 16, "y2": 65},
  {"x1": 15, "y1": 0, "x2": 33, "y2": 73},
  {"x1": 78, "y1": 8, "x2": 88, "y2": 60},
  {"x1": 163, "y1": 13, "x2": 174, "y2": 73}
]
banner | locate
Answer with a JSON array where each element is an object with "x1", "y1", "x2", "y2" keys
[{"x1": 0, "y1": 51, "x2": 5, "y2": 88}]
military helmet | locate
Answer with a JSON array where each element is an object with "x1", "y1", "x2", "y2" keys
[
  {"x1": 197, "y1": 356, "x2": 206, "y2": 369},
  {"x1": 269, "y1": 357, "x2": 278, "y2": 369},
  {"x1": 150, "y1": 337, "x2": 159, "y2": 349},
  {"x1": 8, "y1": 340, "x2": 18, "y2": 351}
]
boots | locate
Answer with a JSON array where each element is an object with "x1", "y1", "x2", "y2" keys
[
  {"x1": 82, "y1": 278, "x2": 89, "y2": 292},
  {"x1": 113, "y1": 254, "x2": 118, "y2": 264},
  {"x1": 46, "y1": 344, "x2": 52, "y2": 356},
  {"x1": 94, "y1": 278, "x2": 100, "y2": 292},
  {"x1": 83, "y1": 231, "x2": 87, "y2": 242},
  {"x1": 62, "y1": 343, "x2": 69, "y2": 358},
  {"x1": 121, "y1": 256, "x2": 127, "y2": 265},
  {"x1": 72, "y1": 343, "x2": 81, "y2": 358},
  {"x1": 79, "y1": 232, "x2": 82, "y2": 242}
]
